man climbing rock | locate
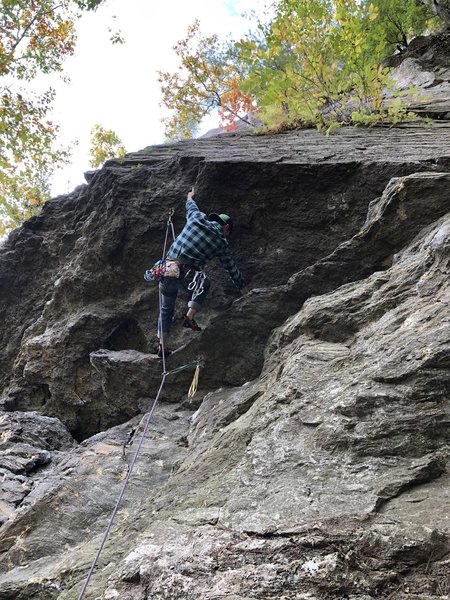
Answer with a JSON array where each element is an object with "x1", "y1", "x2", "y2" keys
[{"x1": 157, "y1": 188, "x2": 248, "y2": 358}]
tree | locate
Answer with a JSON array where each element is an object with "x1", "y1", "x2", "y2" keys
[
  {"x1": 0, "y1": 87, "x2": 71, "y2": 235},
  {"x1": 230, "y1": 0, "x2": 436, "y2": 127},
  {"x1": 89, "y1": 123, "x2": 126, "y2": 168},
  {"x1": 236, "y1": 0, "x2": 392, "y2": 126},
  {"x1": 160, "y1": 0, "x2": 441, "y2": 136},
  {"x1": 367, "y1": 0, "x2": 436, "y2": 51},
  {"x1": 0, "y1": 0, "x2": 105, "y2": 236},
  {"x1": 158, "y1": 20, "x2": 257, "y2": 140},
  {"x1": 237, "y1": 0, "x2": 340, "y2": 127}
]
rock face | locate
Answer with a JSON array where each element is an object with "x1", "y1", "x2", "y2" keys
[
  {"x1": 3, "y1": 124, "x2": 450, "y2": 441},
  {"x1": 0, "y1": 47, "x2": 450, "y2": 600},
  {"x1": 388, "y1": 29, "x2": 450, "y2": 118},
  {"x1": 0, "y1": 412, "x2": 76, "y2": 526}
]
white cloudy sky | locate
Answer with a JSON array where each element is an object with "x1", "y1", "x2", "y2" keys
[{"x1": 45, "y1": 0, "x2": 265, "y2": 196}]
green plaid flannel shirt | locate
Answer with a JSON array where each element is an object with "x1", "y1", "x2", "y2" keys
[{"x1": 166, "y1": 199, "x2": 245, "y2": 289}]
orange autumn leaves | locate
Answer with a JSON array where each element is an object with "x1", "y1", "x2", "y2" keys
[
  {"x1": 159, "y1": 0, "x2": 439, "y2": 140},
  {"x1": 158, "y1": 20, "x2": 258, "y2": 140}
]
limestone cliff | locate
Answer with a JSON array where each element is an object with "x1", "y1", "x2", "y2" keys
[{"x1": 0, "y1": 52, "x2": 450, "y2": 600}]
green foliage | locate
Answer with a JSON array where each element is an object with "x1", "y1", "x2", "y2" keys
[
  {"x1": 237, "y1": 0, "x2": 341, "y2": 127},
  {"x1": 158, "y1": 20, "x2": 256, "y2": 140},
  {"x1": 0, "y1": 0, "x2": 77, "y2": 79},
  {"x1": 0, "y1": 88, "x2": 71, "y2": 236},
  {"x1": 369, "y1": 0, "x2": 437, "y2": 51},
  {"x1": 160, "y1": 0, "x2": 442, "y2": 138},
  {"x1": 108, "y1": 14, "x2": 125, "y2": 45},
  {"x1": 0, "y1": 0, "x2": 107, "y2": 236},
  {"x1": 236, "y1": 0, "x2": 440, "y2": 129},
  {"x1": 236, "y1": 0, "x2": 390, "y2": 126},
  {"x1": 89, "y1": 123, "x2": 126, "y2": 168}
]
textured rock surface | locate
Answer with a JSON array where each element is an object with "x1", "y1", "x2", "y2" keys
[
  {"x1": 0, "y1": 37, "x2": 450, "y2": 600},
  {"x1": 2, "y1": 126, "x2": 450, "y2": 440},
  {"x1": 388, "y1": 29, "x2": 450, "y2": 117},
  {"x1": 0, "y1": 412, "x2": 75, "y2": 526}
]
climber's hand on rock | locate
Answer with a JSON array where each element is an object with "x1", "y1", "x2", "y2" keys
[
  {"x1": 240, "y1": 287, "x2": 250, "y2": 296},
  {"x1": 187, "y1": 188, "x2": 195, "y2": 200}
]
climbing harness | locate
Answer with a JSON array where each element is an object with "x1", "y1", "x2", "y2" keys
[
  {"x1": 144, "y1": 259, "x2": 181, "y2": 282},
  {"x1": 144, "y1": 258, "x2": 166, "y2": 281},
  {"x1": 144, "y1": 209, "x2": 177, "y2": 282},
  {"x1": 78, "y1": 207, "x2": 205, "y2": 600}
]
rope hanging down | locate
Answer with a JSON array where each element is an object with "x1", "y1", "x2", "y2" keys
[
  {"x1": 77, "y1": 373, "x2": 167, "y2": 600},
  {"x1": 78, "y1": 207, "x2": 204, "y2": 600},
  {"x1": 159, "y1": 207, "x2": 175, "y2": 373}
]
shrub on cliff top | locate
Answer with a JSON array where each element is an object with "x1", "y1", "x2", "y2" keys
[{"x1": 159, "y1": 0, "x2": 439, "y2": 139}]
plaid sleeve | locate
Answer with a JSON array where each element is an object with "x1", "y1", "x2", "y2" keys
[
  {"x1": 186, "y1": 199, "x2": 201, "y2": 220},
  {"x1": 218, "y1": 244, "x2": 245, "y2": 289}
]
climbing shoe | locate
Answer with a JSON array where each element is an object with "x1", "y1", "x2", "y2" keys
[
  {"x1": 157, "y1": 344, "x2": 172, "y2": 359},
  {"x1": 182, "y1": 315, "x2": 202, "y2": 331}
]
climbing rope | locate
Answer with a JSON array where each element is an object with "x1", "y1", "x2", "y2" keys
[
  {"x1": 159, "y1": 206, "x2": 175, "y2": 373},
  {"x1": 161, "y1": 207, "x2": 175, "y2": 258},
  {"x1": 164, "y1": 358, "x2": 205, "y2": 377},
  {"x1": 78, "y1": 207, "x2": 205, "y2": 599},
  {"x1": 77, "y1": 373, "x2": 167, "y2": 600}
]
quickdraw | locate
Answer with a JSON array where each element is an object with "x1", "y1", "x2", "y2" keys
[{"x1": 188, "y1": 270, "x2": 207, "y2": 303}]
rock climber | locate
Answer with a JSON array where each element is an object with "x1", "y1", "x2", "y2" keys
[{"x1": 157, "y1": 188, "x2": 248, "y2": 358}]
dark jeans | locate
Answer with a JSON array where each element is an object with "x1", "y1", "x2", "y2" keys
[{"x1": 157, "y1": 267, "x2": 211, "y2": 339}]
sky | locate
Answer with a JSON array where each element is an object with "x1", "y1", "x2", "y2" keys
[{"x1": 44, "y1": 0, "x2": 265, "y2": 196}]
